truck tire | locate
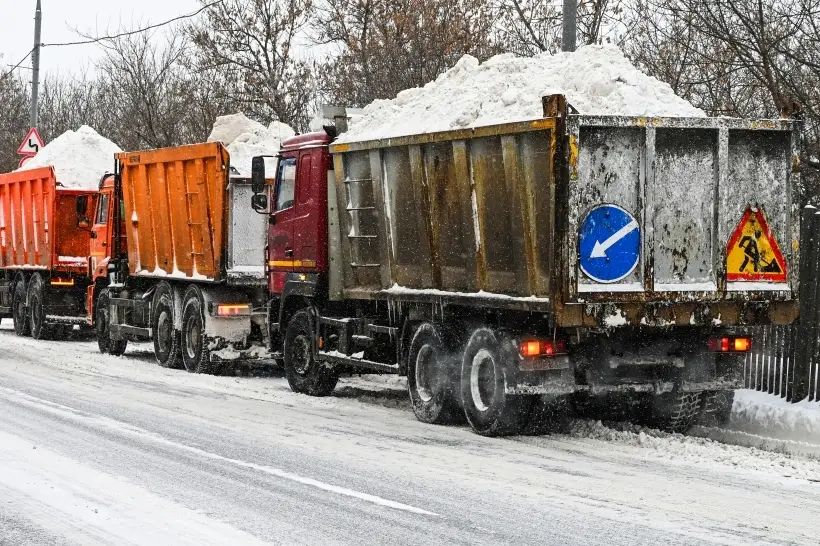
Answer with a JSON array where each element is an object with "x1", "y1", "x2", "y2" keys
[
  {"x1": 180, "y1": 285, "x2": 218, "y2": 375},
  {"x1": 284, "y1": 309, "x2": 338, "y2": 396},
  {"x1": 406, "y1": 322, "x2": 462, "y2": 425},
  {"x1": 28, "y1": 274, "x2": 54, "y2": 340},
  {"x1": 460, "y1": 328, "x2": 532, "y2": 437},
  {"x1": 699, "y1": 390, "x2": 734, "y2": 427},
  {"x1": 652, "y1": 391, "x2": 703, "y2": 433},
  {"x1": 12, "y1": 279, "x2": 30, "y2": 337},
  {"x1": 152, "y1": 282, "x2": 181, "y2": 369},
  {"x1": 96, "y1": 290, "x2": 127, "y2": 356}
]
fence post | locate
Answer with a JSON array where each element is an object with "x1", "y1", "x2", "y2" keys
[{"x1": 792, "y1": 207, "x2": 818, "y2": 401}]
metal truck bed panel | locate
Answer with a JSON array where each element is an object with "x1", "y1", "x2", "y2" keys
[
  {"x1": 567, "y1": 116, "x2": 798, "y2": 301},
  {"x1": 117, "y1": 143, "x2": 231, "y2": 282},
  {"x1": 332, "y1": 119, "x2": 557, "y2": 298},
  {"x1": 330, "y1": 101, "x2": 800, "y2": 325},
  {"x1": 0, "y1": 167, "x2": 96, "y2": 273}
]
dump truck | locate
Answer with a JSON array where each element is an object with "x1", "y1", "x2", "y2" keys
[
  {"x1": 92, "y1": 143, "x2": 271, "y2": 372},
  {"x1": 249, "y1": 95, "x2": 802, "y2": 436},
  {"x1": 0, "y1": 167, "x2": 99, "y2": 339}
]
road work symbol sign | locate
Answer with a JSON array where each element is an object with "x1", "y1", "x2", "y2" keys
[
  {"x1": 17, "y1": 128, "x2": 44, "y2": 157},
  {"x1": 579, "y1": 204, "x2": 640, "y2": 283},
  {"x1": 726, "y1": 207, "x2": 786, "y2": 282}
]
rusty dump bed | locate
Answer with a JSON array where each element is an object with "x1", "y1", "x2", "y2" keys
[
  {"x1": 117, "y1": 142, "x2": 267, "y2": 284},
  {"x1": 0, "y1": 167, "x2": 96, "y2": 274},
  {"x1": 329, "y1": 99, "x2": 801, "y2": 328}
]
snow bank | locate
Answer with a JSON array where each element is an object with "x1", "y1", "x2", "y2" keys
[
  {"x1": 208, "y1": 113, "x2": 295, "y2": 177},
  {"x1": 338, "y1": 44, "x2": 705, "y2": 143},
  {"x1": 728, "y1": 389, "x2": 820, "y2": 445},
  {"x1": 16, "y1": 126, "x2": 121, "y2": 190}
]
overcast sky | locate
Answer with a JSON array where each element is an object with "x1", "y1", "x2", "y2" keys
[{"x1": 0, "y1": 0, "x2": 200, "y2": 76}]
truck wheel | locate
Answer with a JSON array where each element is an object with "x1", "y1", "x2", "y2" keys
[
  {"x1": 406, "y1": 322, "x2": 463, "y2": 425},
  {"x1": 652, "y1": 391, "x2": 703, "y2": 433},
  {"x1": 284, "y1": 309, "x2": 338, "y2": 396},
  {"x1": 181, "y1": 286, "x2": 217, "y2": 375},
  {"x1": 152, "y1": 282, "x2": 181, "y2": 369},
  {"x1": 12, "y1": 280, "x2": 30, "y2": 337},
  {"x1": 28, "y1": 274, "x2": 53, "y2": 340},
  {"x1": 699, "y1": 390, "x2": 734, "y2": 427},
  {"x1": 460, "y1": 328, "x2": 532, "y2": 437},
  {"x1": 97, "y1": 290, "x2": 127, "y2": 356}
]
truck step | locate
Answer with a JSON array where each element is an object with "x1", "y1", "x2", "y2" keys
[
  {"x1": 350, "y1": 263, "x2": 381, "y2": 268},
  {"x1": 317, "y1": 351, "x2": 399, "y2": 374}
]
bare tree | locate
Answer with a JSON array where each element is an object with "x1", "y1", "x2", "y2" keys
[
  {"x1": 0, "y1": 67, "x2": 30, "y2": 173},
  {"x1": 493, "y1": 0, "x2": 630, "y2": 56},
  {"x1": 189, "y1": 0, "x2": 316, "y2": 131},
  {"x1": 314, "y1": 0, "x2": 498, "y2": 107}
]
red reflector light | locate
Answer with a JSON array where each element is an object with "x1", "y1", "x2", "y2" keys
[
  {"x1": 708, "y1": 336, "x2": 751, "y2": 353},
  {"x1": 216, "y1": 304, "x2": 250, "y2": 317},
  {"x1": 519, "y1": 339, "x2": 566, "y2": 358}
]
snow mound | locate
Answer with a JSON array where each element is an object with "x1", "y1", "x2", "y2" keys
[
  {"x1": 208, "y1": 114, "x2": 295, "y2": 177},
  {"x1": 16, "y1": 126, "x2": 121, "y2": 190},
  {"x1": 338, "y1": 44, "x2": 705, "y2": 143},
  {"x1": 729, "y1": 389, "x2": 820, "y2": 445}
]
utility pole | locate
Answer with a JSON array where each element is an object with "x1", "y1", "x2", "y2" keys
[
  {"x1": 562, "y1": 0, "x2": 577, "y2": 52},
  {"x1": 31, "y1": 0, "x2": 42, "y2": 129}
]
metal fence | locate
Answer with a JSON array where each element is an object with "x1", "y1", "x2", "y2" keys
[{"x1": 744, "y1": 206, "x2": 820, "y2": 402}]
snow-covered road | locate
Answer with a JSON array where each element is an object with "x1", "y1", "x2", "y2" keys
[{"x1": 0, "y1": 324, "x2": 818, "y2": 545}]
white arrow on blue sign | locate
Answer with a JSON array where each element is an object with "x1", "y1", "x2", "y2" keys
[{"x1": 579, "y1": 204, "x2": 641, "y2": 283}]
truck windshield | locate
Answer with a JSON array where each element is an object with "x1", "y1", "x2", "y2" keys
[{"x1": 276, "y1": 158, "x2": 297, "y2": 212}]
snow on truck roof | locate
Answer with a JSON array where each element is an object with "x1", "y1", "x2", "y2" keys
[
  {"x1": 336, "y1": 44, "x2": 706, "y2": 144},
  {"x1": 15, "y1": 125, "x2": 122, "y2": 191}
]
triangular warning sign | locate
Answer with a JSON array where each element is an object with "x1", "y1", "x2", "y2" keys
[
  {"x1": 726, "y1": 207, "x2": 787, "y2": 282},
  {"x1": 17, "y1": 128, "x2": 44, "y2": 156}
]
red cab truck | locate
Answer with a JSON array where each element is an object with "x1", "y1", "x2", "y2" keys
[
  {"x1": 251, "y1": 95, "x2": 802, "y2": 435},
  {"x1": 92, "y1": 143, "x2": 271, "y2": 372},
  {"x1": 0, "y1": 167, "x2": 99, "y2": 339}
]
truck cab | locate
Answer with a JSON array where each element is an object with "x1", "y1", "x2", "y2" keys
[{"x1": 266, "y1": 132, "x2": 332, "y2": 296}]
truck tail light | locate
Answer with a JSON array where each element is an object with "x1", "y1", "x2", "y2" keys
[
  {"x1": 708, "y1": 336, "x2": 751, "y2": 353},
  {"x1": 215, "y1": 304, "x2": 251, "y2": 317},
  {"x1": 519, "y1": 339, "x2": 567, "y2": 358},
  {"x1": 50, "y1": 278, "x2": 75, "y2": 287}
]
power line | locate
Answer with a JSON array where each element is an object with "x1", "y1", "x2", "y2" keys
[
  {"x1": 0, "y1": 48, "x2": 34, "y2": 82},
  {"x1": 41, "y1": 0, "x2": 225, "y2": 48}
]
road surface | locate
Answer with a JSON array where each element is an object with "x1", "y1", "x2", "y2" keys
[{"x1": 0, "y1": 323, "x2": 818, "y2": 545}]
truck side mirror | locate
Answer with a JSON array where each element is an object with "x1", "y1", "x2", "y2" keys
[
  {"x1": 76, "y1": 195, "x2": 88, "y2": 216},
  {"x1": 251, "y1": 156, "x2": 266, "y2": 194},
  {"x1": 251, "y1": 193, "x2": 268, "y2": 213}
]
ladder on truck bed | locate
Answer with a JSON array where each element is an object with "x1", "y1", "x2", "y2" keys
[{"x1": 344, "y1": 176, "x2": 382, "y2": 271}]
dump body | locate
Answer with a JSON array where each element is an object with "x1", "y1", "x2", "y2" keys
[
  {"x1": 116, "y1": 143, "x2": 266, "y2": 285},
  {"x1": 330, "y1": 111, "x2": 800, "y2": 328},
  {"x1": 0, "y1": 167, "x2": 96, "y2": 275}
]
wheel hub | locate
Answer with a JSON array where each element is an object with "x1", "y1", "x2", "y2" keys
[
  {"x1": 415, "y1": 345, "x2": 438, "y2": 403},
  {"x1": 291, "y1": 335, "x2": 311, "y2": 375},
  {"x1": 185, "y1": 315, "x2": 201, "y2": 359},
  {"x1": 470, "y1": 348, "x2": 497, "y2": 412},
  {"x1": 157, "y1": 311, "x2": 171, "y2": 354}
]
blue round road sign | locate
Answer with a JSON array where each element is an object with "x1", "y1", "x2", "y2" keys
[{"x1": 579, "y1": 204, "x2": 640, "y2": 284}]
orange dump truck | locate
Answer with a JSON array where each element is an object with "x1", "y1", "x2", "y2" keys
[
  {"x1": 0, "y1": 167, "x2": 98, "y2": 339},
  {"x1": 94, "y1": 142, "x2": 270, "y2": 372}
]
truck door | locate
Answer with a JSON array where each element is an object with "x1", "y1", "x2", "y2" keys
[
  {"x1": 90, "y1": 190, "x2": 110, "y2": 278},
  {"x1": 269, "y1": 156, "x2": 298, "y2": 294},
  {"x1": 291, "y1": 150, "x2": 324, "y2": 272}
]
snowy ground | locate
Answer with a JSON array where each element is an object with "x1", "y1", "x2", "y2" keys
[{"x1": 0, "y1": 322, "x2": 818, "y2": 545}]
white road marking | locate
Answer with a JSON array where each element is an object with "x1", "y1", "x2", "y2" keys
[{"x1": 0, "y1": 387, "x2": 440, "y2": 517}]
